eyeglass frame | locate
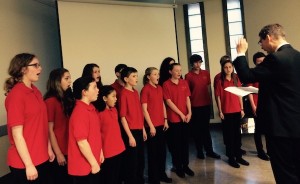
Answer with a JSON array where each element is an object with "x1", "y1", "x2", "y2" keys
[{"x1": 27, "y1": 63, "x2": 41, "y2": 68}]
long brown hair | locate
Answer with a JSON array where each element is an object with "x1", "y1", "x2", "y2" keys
[{"x1": 4, "y1": 53, "x2": 36, "y2": 96}]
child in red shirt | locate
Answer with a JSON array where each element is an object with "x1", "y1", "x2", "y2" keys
[
  {"x1": 119, "y1": 67, "x2": 147, "y2": 184},
  {"x1": 96, "y1": 85, "x2": 125, "y2": 184},
  {"x1": 141, "y1": 67, "x2": 172, "y2": 183},
  {"x1": 162, "y1": 63, "x2": 194, "y2": 178},
  {"x1": 215, "y1": 59, "x2": 248, "y2": 168},
  {"x1": 44, "y1": 68, "x2": 75, "y2": 184},
  {"x1": 68, "y1": 76, "x2": 104, "y2": 184},
  {"x1": 4, "y1": 53, "x2": 55, "y2": 183}
]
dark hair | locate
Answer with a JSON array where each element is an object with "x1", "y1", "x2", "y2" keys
[
  {"x1": 158, "y1": 57, "x2": 175, "y2": 85},
  {"x1": 143, "y1": 67, "x2": 158, "y2": 85},
  {"x1": 4, "y1": 53, "x2": 36, "y2": 96},
  {"x1": 169, "y1": 63, "x2": 181, "y2": 71},
  {"x1": 252, "y1": 52, "x2": 266, "y2": 65},
  {"x1": 220, "y1": 59, "x2": 238, "y2": 87},
  {"x1": 115, "y1": 64, "x2": 127, "y2": 73},
  {"x1": 219, "y1": 55, "x2": 231, "y2": 65},
  {"x1": 44, "y1": 68, "x2": 75, "y2": 117},
  {"x1": 189, "y1": 54, "x2": 203, "y2": 66},
  {"x1": 73, "y1": 76, "x2": 95, "y2": 100},
  {"x1": 95, "y1": 85, "x2": 116, "y2": 112},
  {"x1": 259, "y1": 23, "x2": 286, "y2": 41},
  {"x1": 120, "y1": 67, "x2": 138, "y2": 83},
  {"x1": 82, "y1": 63, "x2": 103, "y2": 87}
]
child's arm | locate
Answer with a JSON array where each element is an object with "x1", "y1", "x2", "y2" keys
[
  {"x1": 165, "y1": 99, "x2": 185, "y2": 122},
  {"x1": 49, "y1": 122, "x2": 64, "y2": 165},
  {"x1": 121, "y1": 117, "x2": 136, "y2": 147},
  {"x1": 216, "y1": 96, "x2": 224, "y2": 120},
  {"x1": 239, "y1": 96, "x2": 245, "y2": 118},
  {"x1": 162, "y1": 102, "x2": 169, "y2": 131},
  {"x1": 77, "y1": 139, "x2": 100, "y2": 174},
  {"x1": 142, "y1": 103, "x2": 156, "y2": 137},
  {"x1": 185, "y1": 97, "x2": 192, "y2": 123}
]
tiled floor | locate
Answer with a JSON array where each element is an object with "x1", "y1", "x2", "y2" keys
[{"x1": 154, "y1": 125, "x2": 276, "y2": 184}]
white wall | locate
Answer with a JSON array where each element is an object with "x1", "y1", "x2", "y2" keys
[{"x1": 0, "y1": 0, "x2": 61, "y2": 176}]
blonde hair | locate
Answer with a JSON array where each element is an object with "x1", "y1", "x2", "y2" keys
[{"x1": 143, "y1": 67, "x2": 158, "y2": 85}]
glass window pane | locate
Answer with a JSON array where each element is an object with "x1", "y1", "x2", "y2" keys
[
  {"x1": 188, "y1": 15, "x2": 202, "y2": 27},
  {"x1": 191, "y1": 40, "x2": 204, "y2": 53},
  {"x1": 189, "y1": 27, "x2": 203, "y2": 40},
  {"x1": 229, "y1": 34, "x2": 243, "y2": 48},
  {"x1": 229, "y1": 22, "x2": 243, "y2": 35},
  {"x1": 188, "y1": 3, "x2": 200, "y2": 15},
  {"x1": 231, "y1": 48, "x2": 237, "y2": 60},
  {"x1": 227, "y1": 0, "x2": 240, "y2": 9},
  {"x1": 228, "y1": 9, "x2": 241, "y2": 22}
]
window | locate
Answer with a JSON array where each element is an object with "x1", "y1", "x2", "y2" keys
[
  {"x1": 184, "y1": 3, "x2": 209, "y2": 70},
  {"x1": 223, "y1": 0, "x2": 246, "y2": 59}
]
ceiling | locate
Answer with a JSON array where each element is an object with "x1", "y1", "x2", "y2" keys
[{"x1": 34, "y1": 0, "x2": 205, "y2": 7}]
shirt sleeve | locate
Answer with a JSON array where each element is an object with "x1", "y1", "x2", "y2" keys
[
  {"x1": 72, "y1": 108, "x2": 89, "y2": 141},
  {"x1": 119, "y1": 91, "x2": 127, "y2": 117},
  {"x1": 6, "y1": 91, "x2": 25, "y2": 127},
  {"x1": 45, "y1": 98, "x2": 56, "y2": 122}
]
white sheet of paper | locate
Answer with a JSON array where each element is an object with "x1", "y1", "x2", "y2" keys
[{"x1": 224, "y1": 86, "x2": 259, "y2": 97}]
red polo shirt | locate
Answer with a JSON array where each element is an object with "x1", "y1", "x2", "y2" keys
[
  {"x1": 119, "y1": 88, "x2": 144, "y2": 130},
  {"x1": 163, "y1": 79, "x2": 191, "y2": 123},
  {"x1": 98, "y1": 108, "x2": 125, "y2": 158},
  {"x1": 215, "y1": 77, "x2": 242, "y2": 114},
  {"x1": 140, "y1": 83, "x2": 164, "y2": 127},
  {"x1": 185, "y1": 70, "x2": 211, "y2": 107},
  {"x1": 45, "y1": 97, "x2": 69, "y2": 155},
  {"x1": 5, "y1": 83, "x2": 48, "y2": 168},
  {"x1": 68, "y1": 100, "x2": 102, "y2": 176}
]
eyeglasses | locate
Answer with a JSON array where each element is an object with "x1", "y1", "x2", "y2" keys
[{"x1": 27, "y1": 63, "x2": 41, "y2": 68}]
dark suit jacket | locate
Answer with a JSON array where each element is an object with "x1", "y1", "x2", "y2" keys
[{"x1": 233, "y1": 44, "x2": 300, "y2": 138}]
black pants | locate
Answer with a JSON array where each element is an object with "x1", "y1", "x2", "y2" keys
[
  {"x1": 253, "y1": 117, "x2": 265, "y2": 153},
  {"x1": 9, "y1": 161, "x2": 52, "y2": 184},
  {"x1": 190, "y1": 105, "x2": 214, "y2": 154},
  {"x1": 168, "y1": 122, "x2": 190, "y2": 170},
  {"x1": 266, "y1": 135, "x2": 300, "y2": 184},
  {"x1": 99, "y1": 152, "x2": 123, "y2": 184},
  {"x1": 49, "y1": 156, "x2": 71, "y2": 184},
  {"x1": 222, "y1": 112, "x2": 242, "y2": 159},
  {"x1": 123, "y1": 129, "x2": 145, "y2": 184},
  {"x1": 71, "y1": 172, "x2": 100, "y2": 184},
  {"x1": 146, "y1": 126, "x2": 167, "y2": 183}
]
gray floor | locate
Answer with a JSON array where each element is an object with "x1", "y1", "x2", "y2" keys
[{"x1": 146, "y1": 125, "x2": 276, "y2": 184}]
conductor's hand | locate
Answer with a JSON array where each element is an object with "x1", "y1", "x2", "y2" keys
[{"x1": 236, "y1": 38, "x2": 248, "y2": 54}]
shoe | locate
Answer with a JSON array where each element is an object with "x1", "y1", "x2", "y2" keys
[
  {"x1": 175, "y1": 169, "x2": 185, "y2": 178},
  {"x1": 160, "y1": 173, "x2": 172, "y2": 183},
  {"x1": 206, "y1": 152, "x2": 221, "y2": 159},
  {"x1": 183, "y1": 166, "x2": 194, "y2": 176},
  {"x1": 236, "y1": 157, "x2": 250, "y2": 166},
  {"x1": 257, "y1": 151, "x2": 270, "y2": 161},
  {"x1": 240, "y1": 148, "x2": 246, "y2": 155},
  {"x1": 197, "y1": 152, "x2": 205, "y2": 159},
  {"x1": 228, "y1": 158, "x2": 240, "y2": 168}
]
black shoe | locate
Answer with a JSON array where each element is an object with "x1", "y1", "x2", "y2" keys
[
  {"x1": 175, "y1": 169, "x2": 185, "y2": 178},
  {"x1": 228, "y1": 158, "x2": 240, "y2": 168},
  {"x1": 183, "y1": 166, "x2": 194, "y2": 176},
  {"x1": 206, "y1": 152, "x2": 221, "y2": 159},
  {"x1": 197, "y1": 152, "x2": 205, "y2": 159},
  {"x1": 160, "y1": 173, "x2": 172, "y2": 183},
  {"x1": 236, "y1": 157, "x2": 250, "y2": 166},
  {"x1": 257, "y1": 151, "x2": 270, "y2": 161},
  {"x1": 240, "y1": 148, "x2": 246, "y2": 155}
]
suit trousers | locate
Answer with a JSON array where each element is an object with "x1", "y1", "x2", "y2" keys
[{"x1": 266, "y1": 135, "x2": 300, "y2": 184}]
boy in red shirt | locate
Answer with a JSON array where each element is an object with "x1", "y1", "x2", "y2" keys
[
  {"x1": 163, "y1": 63, "x2": 194, "y2": 178},
  {"x1": 68, "y1": 76, "x2": 104, "y2": 184},
  {"x1": 185, "y1": 54, "x2": 220, "y2": 159},
  {"x1": 119, "y1": 67, "x2": 147, "y2": 184}
]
